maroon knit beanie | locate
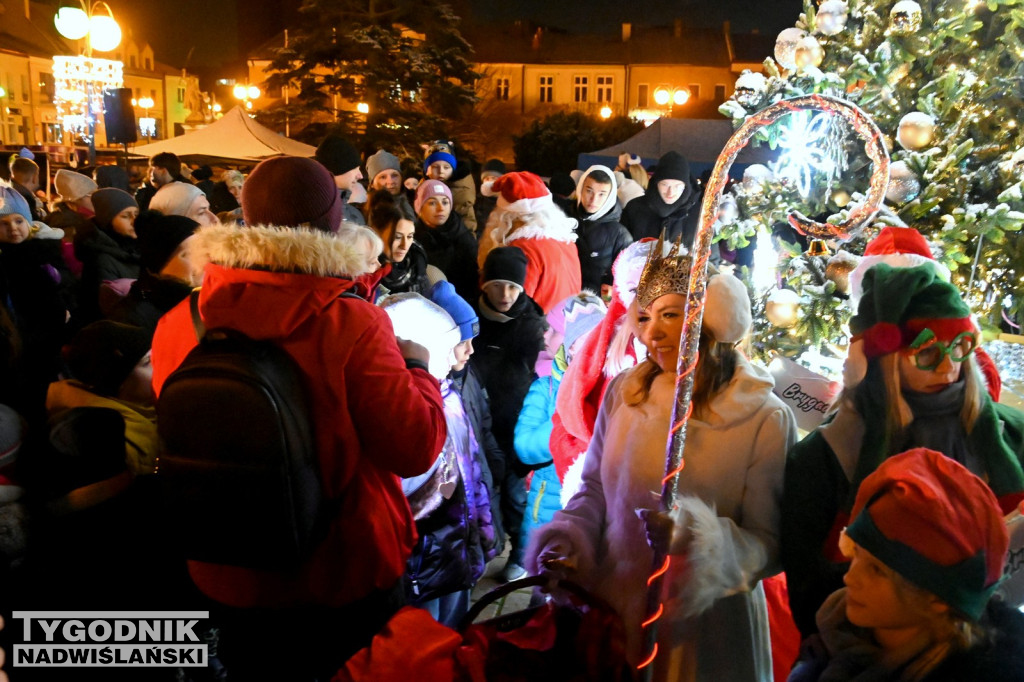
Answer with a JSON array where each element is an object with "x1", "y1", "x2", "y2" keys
[{"x1": 242, "y1": 156, "x2": 342, "y2": 233}]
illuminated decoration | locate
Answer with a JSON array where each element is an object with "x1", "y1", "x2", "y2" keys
[
  {"x1": 751, "y1": 227, "x2": 781, "y2": 293},
  {"x1": 600, "y1": 106, "x2": 612, "y2": 119},
  {"x1": 773, "y1": 110, "x2": 840, "y2": 198},
  {"x1": 638, "y1": 95, "x2": 890, "y2": 674},
  {"x1": 356, "y1": 102, "x2": 369, "y2": 114},
  {"x1": 54, "y1": 6, "x2": 89, "y2": 40},
  {"x1": 672, "y1": 88, "x2": 690, "y2": 105},
  {"x1": 653, "y1": 87, "x2": 670, "y2": 106},
  {"x1": 139, "y1": 117, "x2": 156, "y2": 138},
  {"x1": 52, "y1": 55, "x2": 124, "y2": 143}
]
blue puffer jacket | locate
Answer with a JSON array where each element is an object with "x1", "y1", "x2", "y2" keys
[
  {"x1": 514, "y1": 366, "x2": 564, "y2": 549},
  {"x1": 403, "y1": 380, "x2": 497, "y2": 603}
]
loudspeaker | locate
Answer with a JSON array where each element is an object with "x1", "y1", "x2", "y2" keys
[{"x1": 103, "y1": 88, "x2": 137, "y2": 144}]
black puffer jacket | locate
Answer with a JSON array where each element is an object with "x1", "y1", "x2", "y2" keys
[
  {"x1": 923, "y1": 600, "x2": 1024, "y2": 682},
  {"x1": 573, "y1": 199, "x2": 633, "y2": 291},
  {"x1": 415, "y1": 210, "x2": 479, "y2": 304},
  {"x1": 471, "y1": 293, "x2": 546, "y2": 467}
]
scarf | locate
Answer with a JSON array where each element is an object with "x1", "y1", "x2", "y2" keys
[{"x1": 849, "y1": 371, "x2": 1024, "y2": 508}]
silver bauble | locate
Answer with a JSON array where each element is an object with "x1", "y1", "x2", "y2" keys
[
  {"x1": 885, "y1": 160, "x2": 921, "y2": 204},
  {"x1": 775, "y1": 27, "x2": 808, "y2": 70},
  {"x1": 734, "y1": 70, "x2": 768, "y2": 108},
  {"x1": 717, "y1": 193, "x2": 740, "y2": 224},
  {"x1": 816, "y1": 0, "x2": 849, "y2": 36},
  {"x1": 889, "y1": 0, "x2": 923, "y2": 34},
  {"x1": 794, "y1": 35, "x2": 825, "y2": 69},
  {"x1": 742, "y1": 164, "x2": 774, "y2": 193},
  {"x1": 896, "y1": 111, "x2": 936, "y2": 150}
]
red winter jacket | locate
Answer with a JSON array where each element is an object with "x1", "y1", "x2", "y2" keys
[{"x1": 152, "y1": 224, "x2": 446, "y2": 608}]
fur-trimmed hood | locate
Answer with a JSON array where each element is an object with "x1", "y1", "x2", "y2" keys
[{"x1": 190, "y1": 222, "x2": 369, "y2": 279}]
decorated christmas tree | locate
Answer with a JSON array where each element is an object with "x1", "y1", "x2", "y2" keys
[{"x1": 716, "y1": 0, "x2": 1024, "y2": 378}]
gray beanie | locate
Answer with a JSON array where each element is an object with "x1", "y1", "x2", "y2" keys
[{"x1": 366, "y1": 150, "x2": 401, "y2": 183}]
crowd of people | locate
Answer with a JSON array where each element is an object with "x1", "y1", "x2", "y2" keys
[{"x1": 0, "y1": 136, "x2": 1021, "y2": 682}]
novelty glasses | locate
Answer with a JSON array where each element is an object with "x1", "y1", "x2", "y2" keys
[{"x1": 904, "y1": 328, "x2": 978, "y2": 371}]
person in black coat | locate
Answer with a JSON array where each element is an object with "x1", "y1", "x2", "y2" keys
[
  {"x1": 470, "y1": 247, "x2": 546, "y2": 581},
  {"x1": 621, "y1": 150, "x2": 713, "y2": 260},
  {"x1": 367, "y1": 189, "x2": 430, "y2": 296},
  {"x1": 108, "y1": 212, "x2": 199, "y2": 339},
  {"x1": 413, "y1": 179, "x2": 479, "y2": 304},
  {"x1": 571, "y1": 165, "x2": 633, "y2": 295},
  {"x1": 73, "y1": 188, "x2": 141, "y2": 322}
]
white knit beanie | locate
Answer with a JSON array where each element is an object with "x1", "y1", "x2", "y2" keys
[
  {"x1": 150, "y1": 181, "x2": 204, "y2": 217},
  {"x1": 54, "y1": 169, "x2": 98, "y2": 202}
]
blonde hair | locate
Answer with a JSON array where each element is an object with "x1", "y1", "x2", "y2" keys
[
  {"x1": 628, "y1": 163, "x2": 649, "y2": 190},
  {"x1": 625, "y1": 330, "x2": 736, "y2": 416},
  {"x1": 834, "y1": 352, "x2": 984, "y2": 449}
]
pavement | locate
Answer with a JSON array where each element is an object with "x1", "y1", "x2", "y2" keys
[{"x1": 467, "y1": 543, "x2": 537, "y2": 623}]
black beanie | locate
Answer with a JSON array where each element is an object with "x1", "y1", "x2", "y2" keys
[
  {"x1": 64, "y1": 322, "x2": 151, "y2": 396},
  {"x1": 483, "y1": 246, "x2": 528, "y2": 287},
  {"x1": 93, "y1": 164, "x2": 130, "y2": 192},
  {"x1": 134, "y1": 210, "x2": 199, "y2": 273},
  {"x1": 482, "y1": 158, "x2": 506, "y2": 176},
  {"x1": 91, "y1": 188, "x2": 138, "y2": 229},
  {"x1": 315, "y1": 135, "x2": 361, "y2": 176},
  {"x1": 650, "y1": 151, "x2": 691, "y2": 185},
  {"x1": 548, "y1": 172, "x2": 576, "y2": 198}
]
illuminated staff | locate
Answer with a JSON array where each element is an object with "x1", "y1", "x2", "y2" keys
[{"x1": 637, "y1": 93, "x2": 890, "y2": 677}]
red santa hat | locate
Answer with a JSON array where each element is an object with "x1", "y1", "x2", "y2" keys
[
  {"x1": 483, "y1": 171, "x2": 553, "y2": 214},
  {"x1": 848, "y1": 226, "x2": 950, "y2": 307}
]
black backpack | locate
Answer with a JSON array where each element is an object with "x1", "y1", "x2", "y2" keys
[{"x1": 157, "y1": 290, "x2": 325, "y2": 570}]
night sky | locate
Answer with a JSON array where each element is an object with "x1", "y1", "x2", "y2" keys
[{"x1": 99, "y1": 0, "x2": 804, "y2": 76}]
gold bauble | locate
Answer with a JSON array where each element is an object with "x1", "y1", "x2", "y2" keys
[
  {"x1": 831, "y1": 189, "x2": 851, "y2": 207},
  {"x1": 794, "y1": 35, "x2": 825, "y2": 69},
  {"x1": 765, "y1": 288, "x2": 801, "y2": 328},
  {"x1": 825, "y1": 256, "x2": 857, "y2": 295},
  {"x1": 896, "y1": 111, "x2": 936, "y2": 151}
]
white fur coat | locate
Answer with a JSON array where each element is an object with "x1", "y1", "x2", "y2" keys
[{"x1": 528, "y1": 356, "x2": 797, "y2": 682}]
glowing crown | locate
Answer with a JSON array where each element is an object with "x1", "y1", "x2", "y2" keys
[{"x1": 636, "y1": 232, "x2": 691, "y2": 310}]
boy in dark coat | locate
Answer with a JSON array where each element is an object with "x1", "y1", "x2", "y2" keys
[
  {"x1": 571, "y1": 165, "x2": 633, "y2": 295},
  {"x1": 471, "y1": 246, "x2": 547, "y2": 581}
]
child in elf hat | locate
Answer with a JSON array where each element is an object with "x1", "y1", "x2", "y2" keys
[
  {"x1": 788, "y1": 447, "x2": 1024, "y2": 682},
  {"x1": 782, "y1": 262, "x2": 1024, "y2": 637}
]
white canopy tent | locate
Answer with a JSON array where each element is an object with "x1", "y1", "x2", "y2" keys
[{"x1": 129, "y1": 106, "x2": 316, "y2": 163}]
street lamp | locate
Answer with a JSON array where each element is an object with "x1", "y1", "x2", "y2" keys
[
  {"x1": 53, "y1": 1, "x2": 123, "y2": 163},
  {"x1": 233, "y1": 84, "x2": 261, "y2": 110},
  {"x1": 600, "y1": 106, "x2": 613, "y2": 119},
  {"x1": 653, "y1": 86, "x2": 691, "y2": 116}
]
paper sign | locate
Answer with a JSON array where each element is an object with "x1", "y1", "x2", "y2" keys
[{"x1": 769, "y1": 356, "x2": 841, "y2": 432}]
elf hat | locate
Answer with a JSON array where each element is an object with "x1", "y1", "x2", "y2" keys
[
  {"x1": 849, "y1": 263, "x2": 974, "y2": 361},
  {"x1": 848, "y1": 227, "x2": 951, "y2": 306},
  {"x1": 423, "y1": 141, "x2": 457, "y2": 173},
  {"x1": 484, "y1": 171, "x2": 553, "y2": 214},
  {"x1": 844, "y1": 447, "x2": 1008, "y2": 621}
]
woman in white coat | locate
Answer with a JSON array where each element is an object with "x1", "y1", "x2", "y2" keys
[{"x1": 528, "y1": 241, "x2": 797, "y2": 682}]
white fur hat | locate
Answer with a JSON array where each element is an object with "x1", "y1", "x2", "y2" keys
[{"x1": 379, "y1": 292, "x2": 461, "y2": 380}]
